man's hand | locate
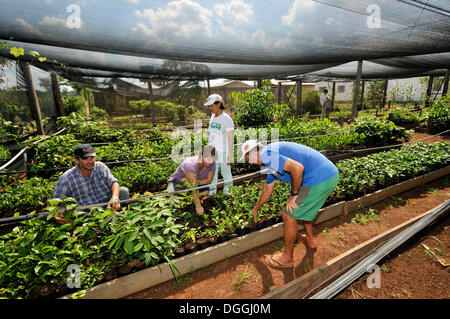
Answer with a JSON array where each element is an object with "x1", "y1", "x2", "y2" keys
[
  {"x1": 57, "y1": 212, "x2": 71, "y2": 225},
  {"x1": 107, "y1": 196, "x2": 121, "y2": 212},
  {"x1": 251, "y1": 206, "x2": 259, "y2": 223},
  {"x1": 286, "y1": 195, "x2": 299, "y2": 214},
  {"x1": 195, "y1": 203, "x2": 204, "y2": 215}
]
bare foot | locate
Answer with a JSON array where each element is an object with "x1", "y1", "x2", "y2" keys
[
  {"x1": 300, "y1": 234, "x2": 318, "y2": 249},
  {"x1": 305, "y1": 235, "x2": 318, "y2": 249}
]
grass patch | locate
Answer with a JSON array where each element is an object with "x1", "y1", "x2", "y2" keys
[
  {"x1": 231, "y1": 264, "x2": 254, "y2": 293},
  {"x1": 351, "y1": 208, "x2": 380, "y2": 226}
]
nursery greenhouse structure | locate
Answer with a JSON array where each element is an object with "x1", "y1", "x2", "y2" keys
[{"x1": 0, "y1": 0, "x2": 449, "y2": 304}]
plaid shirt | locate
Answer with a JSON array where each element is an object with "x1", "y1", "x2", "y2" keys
[{"x1": 51, "y1": 161, "x2": 119, "y2": 206}]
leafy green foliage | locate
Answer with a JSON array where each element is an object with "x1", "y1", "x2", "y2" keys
[
  {"x1": 62, "y1": 95, "x2": 85, "y2": 115},
  {"x1": 0, "y1": 177, "x2": 56, "y2": 217},
  {"x1": 426, "y1": 96, "x2": 449, "y2": 134},
  {"x1": 0, "y1": 145, "x2": 10, "y2": 165},
  {"x1": 112, "y1": 160, "x2": 178, "y2": 193},
  {"x1": 231, "y1": 87, "x2": 275, "y2": 127},
  {"x1": 0, "y1": 196, "x2": 184, "y2": 298},
  {"x1": 0, "y1": 117, "x2": 27, "y2": 143},
  {"x1": 129, "y1": 99, "x2": 192, "y2": 123},
  {"x1": 349, "y1": 115, "x2": 412, "y2": 147},
  {"x1": 334, "y1": 142, "x2": 450, "y2": 200},
  {"x1": 388, "y1": 107, "x2": 422, "y2": 126},
  {"x1": 57, "y1": 113, "x2": 163, "y2": 143},
  {"x1": 27, "y1": 134, "x2": 81, "y2": 170},
  {"x1": 301, "y1": 89, "x2": 321, "y2": 114}
]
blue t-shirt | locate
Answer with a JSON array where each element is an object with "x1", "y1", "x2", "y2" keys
[{"x1": 260, "y1": 142, "x2": 338, "y2": 186}]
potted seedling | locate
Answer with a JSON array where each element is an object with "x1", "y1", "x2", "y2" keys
[{"x1": 203, "y1": 228, "x2": 218, "y2": 246}]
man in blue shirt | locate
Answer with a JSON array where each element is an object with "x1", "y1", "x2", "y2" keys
[
  {"x1": 51, "y1": 144, "x2": 129, "y2": 219},
  {"x1": 240, "y1": 140, "x2": 339, "y2": 269}
]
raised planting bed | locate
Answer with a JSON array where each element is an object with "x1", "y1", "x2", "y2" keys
[
  {"x1": 1, "y1": 142, "x2": 448, "y2": 299},
  {"x1": 62, "y1": 165, "x2": 450, "y2": 299}
]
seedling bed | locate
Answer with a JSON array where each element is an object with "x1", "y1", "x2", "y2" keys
[{"x1": 61, "y1": 165, "x2": 449, "y2": 299}]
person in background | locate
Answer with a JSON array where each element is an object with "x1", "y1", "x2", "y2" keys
[
  {"x1": 204, "y1": 94, "x2": 234, "y2": 196},
  {"x1": 240, "y1": 140, "x2": 339, "y2": 269},
  {"x1": 51, "y1": 144, "x2": 129, "y2": 222},
  {"x1": 320, "y1": 89, "x2": 332, "y2": 118},
  {"x1": 167, "y1": 145, "x2": 217, "y2": 215}
]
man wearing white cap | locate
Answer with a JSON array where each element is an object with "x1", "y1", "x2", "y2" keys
[
  {"x1": 204, "y1": 94, "x2": 234, "y2": 195},
  {"x1": 241, "y1": 140, "x2": 338, "y2": 269}
]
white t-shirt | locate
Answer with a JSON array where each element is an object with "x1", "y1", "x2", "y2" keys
[
  {"x1": 320, "y1": 93, "x2": 330, "y2": 106},
  {"x1": 208, "y1": 112, "x2": 234, "y2": 154}
]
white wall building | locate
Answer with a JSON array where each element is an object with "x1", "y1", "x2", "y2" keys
[{"x1": 314, "y1": 76, "x2": 445, "y2": 103}]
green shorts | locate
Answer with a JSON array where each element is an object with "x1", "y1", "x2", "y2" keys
[{"x1": 284, "y1": 174, "x2": 339, "y2": 221}]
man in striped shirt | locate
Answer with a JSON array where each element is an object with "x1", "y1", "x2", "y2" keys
[{"x1": 51, "y1": 144, "x2": 129, "y2": 213}]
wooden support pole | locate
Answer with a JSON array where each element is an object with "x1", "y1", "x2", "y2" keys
[
  {"x1": 442, "y1": 69, "x2": 449, "y2": 97},
  {"x1": 207, "y1": 79, "x2": 211, "y2": 96},
  {"x1": 352, "y1": 60, "x2": 363, "y2": 120},
  {"x1": 331, "y1": 81, "x2": 336, "y2": 109},
  {"x1": 277, "y1": 81, "x2": 282, "y2": 105},
  {"x1": 50, "y1": 73, "x2": 64, "y2": 117},
  {"x1": 147, "y1": 81, "x2": 156, "y2": 125},
  {"x1": 20, "y1": 62, "x2": 44, "y2": 135},
  {"x1": 382, "y1": 79, "x2": 388, "y2": 109},
  {"x1": 425, "y1": 75, "x2": 434, "y2": 107},
  {"x1": 296, "y1": 80, "x2": 302, "y2": 115},
  {"x1": 84, "y1": 88, "x2": 90, "y2": 117},
  {"x1": 359, "y1": 80, "x2": 366, "y2": 109}
]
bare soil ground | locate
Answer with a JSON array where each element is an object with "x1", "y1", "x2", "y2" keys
[{"x1": 335, "y1": 212, "x2": 449, "y2": 299}]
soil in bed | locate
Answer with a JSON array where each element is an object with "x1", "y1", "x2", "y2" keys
[{"x1": 124, "y1": 174, "x2": 450, "y2": 299}]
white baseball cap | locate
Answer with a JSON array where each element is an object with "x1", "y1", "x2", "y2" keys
[
  {"x1": 239, "y1": 140, "x2": 262, "y2": 161},
  {"x1": 204, "y1": 94, "x2": 223, "y2": 106}
]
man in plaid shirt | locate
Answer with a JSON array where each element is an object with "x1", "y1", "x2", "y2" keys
[{"x1": 51, "y1": 144, "x2": 129, "y2": 212}]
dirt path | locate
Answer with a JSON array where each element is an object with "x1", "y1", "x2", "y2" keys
[
  {"x1": 335, "y1": 212, "x2": 449, "y2": 299},
  {"x1": 125, "y1": 174, "x2": 450, "y2": 299}
]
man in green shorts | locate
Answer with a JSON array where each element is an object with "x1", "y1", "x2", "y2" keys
[{"x1": 240, "y1": 140, "x2": 339, "y2": 269}]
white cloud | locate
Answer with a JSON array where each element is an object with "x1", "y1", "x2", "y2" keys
[
  {"x1": 250, "y1": 29, "x2": 270, "y2": 49},
  {"x1": 15, "y1": 18, "x2": 45, "y2": 37},
  {"x1": 325, "y1": 17, "x2": 341, "y2": 25},
  {"x1": 281, "y1": 0, "x2": 315, "y2": 27},
  {"x1": 134, "y1": 0, "x2": 213, "y2": 39},
  {"x1": 39, "y1": 16, "x2": 67, "y2": 28},
  {"x1": 214, "y1": 0, "x2": 253, "y2": 23},
  {"x1": 214, "y1": 0, "x2": 253, "y2": 39},
  {"x1": 126, "y1": 0, "x2": 140, "y2": 3}
]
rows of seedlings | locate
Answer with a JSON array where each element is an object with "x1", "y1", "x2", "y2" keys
[
  {"x1": 0, "y1": 139, "x2": 448, "y2": 299},
  {"x1": 0, "y1": 114, "x2": 413, "y2": 219}
]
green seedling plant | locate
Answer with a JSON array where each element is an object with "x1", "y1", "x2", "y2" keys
[
  {"x1": 231, "y1": 264, "x2": 254, "y2": 293},
  {"x1": 351, "y1": 208, "x2": 380, "y2": 226}
]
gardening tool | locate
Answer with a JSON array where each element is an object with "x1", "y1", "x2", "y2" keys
[{"x1": 421, "y1": 243, "x2": 449, "y2": 267}]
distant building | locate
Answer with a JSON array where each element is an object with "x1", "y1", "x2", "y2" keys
[{"x1": 314, "y1": 76, "x2": 446, "y2": 103}]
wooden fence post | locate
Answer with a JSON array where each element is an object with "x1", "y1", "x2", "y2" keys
[
  {"x1": 50, "y1": 73, "x2": 65, "y2": 117},
  {"x1": 20, "y1": 62, "x2": 44, "y2": 135},
  {"x1": 352, "y1": 60, "x2": 363, "y2": 120}
]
